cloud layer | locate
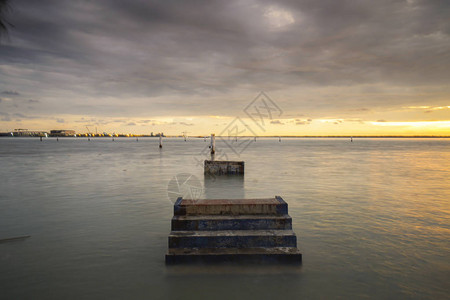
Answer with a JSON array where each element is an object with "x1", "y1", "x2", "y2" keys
[{"x1": 0, "y1": 0, "x2": 449, "y2": 133}]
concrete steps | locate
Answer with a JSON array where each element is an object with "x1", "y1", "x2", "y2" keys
[
  {"x1": 171, "y1": 215, "x2": 292, "y2": 231},
  {"x1": 174, "y1": 197, "x2": 288, "y2": 216},
  {"x1": 166, "y1": 196, "x2": 302, "y2": 264},
  {"x1": 169, "y1": 230, "x2": 297, "y2": 248}
]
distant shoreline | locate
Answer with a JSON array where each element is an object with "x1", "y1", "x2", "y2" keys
[
  {"x1": 230, "y1": 136, "x2": 450, "y2": 138},
  {"x1": 1, "y1": 135, "x2": 449, "y2": 138}
]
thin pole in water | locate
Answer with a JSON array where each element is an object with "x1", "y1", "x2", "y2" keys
[
  {"x1": 279, "y1": 136, "x2": 281, "y2": 142},
  {"x1": 159, "y1": 134, "x2": 162, "y2": 148},
  {"x1": 210, "y1": 133, "x2": 215, "y2": 154},
  {"x1": 351, "y1": 136, "x2": 353, "y2": 142}
]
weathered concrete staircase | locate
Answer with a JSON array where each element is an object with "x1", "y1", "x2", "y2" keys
[{"x1": 165, "y1": 196, "x2": 302, "y2": 264}]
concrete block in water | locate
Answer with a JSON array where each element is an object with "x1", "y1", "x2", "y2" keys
[{"x1": 204, "y1": 160, "x2": 244, "y2": 175}]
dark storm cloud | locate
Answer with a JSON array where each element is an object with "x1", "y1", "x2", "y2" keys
[
  {"x1": 2, "y1": 90, "x2": 20, "y2": 95},
  {"x1": 13, "y1": 112, "x2": 37, "y2": 119},
  {"x1": 0, "y1": 112, "x2": 37, "y2": 121},
  {"x1": 0, "y1": 0, "x2": 448, "y2": 118}
]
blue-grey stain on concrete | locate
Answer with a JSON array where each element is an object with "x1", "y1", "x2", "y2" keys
[{"x1": 166, "y1": 196, "x2": 302, "y2": 264}]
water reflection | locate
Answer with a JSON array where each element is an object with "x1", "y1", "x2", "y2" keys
[
  {"x1": 204, "y1": 174, "x2": 245, "y2": 199},
  {"x1": 0, "y1": 138, "x2": 449, "y2": 299}
]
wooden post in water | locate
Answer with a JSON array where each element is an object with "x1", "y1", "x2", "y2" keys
[
  {"x1": 210, "y1": 134, "x2": 215, "y2": 154},
  {"x1": 159, "y1": 134, "x2": 162, "y2": 148}
]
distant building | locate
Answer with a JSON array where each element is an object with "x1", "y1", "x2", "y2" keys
[
  {"x1": 12, "y1": 129, "x2": 48, "y2": 137},
  {"x1": 50, "y1": 130, "x2": 76, "y2": 137}
]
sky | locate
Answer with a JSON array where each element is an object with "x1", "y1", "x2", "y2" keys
[{"x1": 0, "y1": 0, "x2": 449, "y2": 136}]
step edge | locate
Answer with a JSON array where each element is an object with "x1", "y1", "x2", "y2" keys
[{"x1": 169, "y1": 230, "x2": 297, "y2": 236}]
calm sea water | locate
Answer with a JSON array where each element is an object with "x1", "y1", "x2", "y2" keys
[{"x1": 0, "y1": 137, "x2": 449, "y2": 299}]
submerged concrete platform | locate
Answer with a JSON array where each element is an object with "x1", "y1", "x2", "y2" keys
[
  {"x1": 166, "y1": 247, "x2": 302, "y2": 264},
  {"x1": 166, "y1": 196, "x2": 302, "y2": 264}
]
